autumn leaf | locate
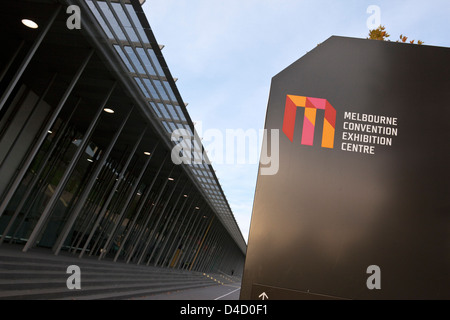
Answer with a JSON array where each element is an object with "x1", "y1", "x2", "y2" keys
[{"x1": 368, "y1": 27, "x2": 423, "y2": 45}]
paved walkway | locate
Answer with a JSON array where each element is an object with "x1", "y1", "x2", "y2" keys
[
  {"x1": 0, "y1": 244, "x2": 242, "y2": 300},
  {"x1": 131, "y1": 283, "x2": 241, "y2": 300}
]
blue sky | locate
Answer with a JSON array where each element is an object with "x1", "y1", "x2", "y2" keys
[{"x1": 143, "y1": 0, "x2": 450, "y2": 243}]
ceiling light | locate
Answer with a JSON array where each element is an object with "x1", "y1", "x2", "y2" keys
[
  {"x1": 22, "y1": 19, "x2": 38, "y2": 29},
  {"x1": 168, "y1": 178, "x2": 174, "y2": 181},
  {"x1": 103, "y1": 108, "x2": 114, "y2": 114},
  {"x1": 183, "y1": 195, "x2": 188, "y2": 198},
  {"x1": 195, "y1": 207, "x2": 200, "y2": 210},
  {"x1": 144, "y1": 152, "x2": 151, "y2": 156},
  {"x1": 47, "y1": 130, "x2": 53, "y2": 134},
  {"x1": 87, "y1": 159, "x2": 94, "y2": 162}
]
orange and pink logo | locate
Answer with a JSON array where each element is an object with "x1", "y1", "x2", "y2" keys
[{"x1": 282, "y1": 95, "x2": 336, "y2": 149}]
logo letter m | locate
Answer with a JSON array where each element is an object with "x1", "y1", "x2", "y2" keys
[{"x1": 282, "y1": 95, "x2": 336, "y2": 149}]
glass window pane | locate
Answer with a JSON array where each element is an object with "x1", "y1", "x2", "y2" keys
[
  {"x1": 125, "y1": 4, "x2": 149, "y2": 43},
  {"x1": 114, "y1": 45, "x2": 133, "y2": 72},
  {"x1": 158, "y1": 103, "x2": 170, "y2": 119},
  {"x1": 134, "y1": 77, "x2": 150, "y2": 98},
  {"x1": 86, "y1": 0, "x2": 114, "y2": 39},
  {"x1": 111, "y1": 3, "x2": 131, "y2": 27},
  {"x1": 142, "y1": 78, "x2": 157, "y2": 98},
  {"x1": 166, "y1": 104, "x2": 179, "y2": 120},
  {"x1": 136, "y1": 48, "x2": 156, "y2": 76},
  {"x1": 111, "y1": 2, "x2": 138, "y2": 42},
  {"x1": 124, "y1": 46, "x2": 145, "y2": 74},
  {"x1": 154, "y1": 80, "x2": 169, "y2": 101},
  {"x1": 175, "y1": 105, "x2": 186, "y2": 121},
  {"x1": 161, "y1": 121, "x2": 171, "y2": 133},
  {"x1": 184, "y1": 125, "x2": 193, "y2": 136},
  {"x1": 98, "y1": 2, "x2": 127, "y2": 41},
  {"x1": 149, "y1": 102, "x2": 161, "y2": 118},
  {"x1": 148, "y1": 49, "x2": 165, "y2": 76},
  {"x1": 167, "y1": 121, "x2": 177, "y2": 132},
  {"x1": 124, "y1": 27, "x2": 138, "y2": 42},
  {"x1": 163, "y1": 81, "x2": 176, "y2": 101}
]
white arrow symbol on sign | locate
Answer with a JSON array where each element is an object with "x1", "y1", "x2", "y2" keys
[{"x1": 259, "y1": 292, "x2": 269, "y2": 300}]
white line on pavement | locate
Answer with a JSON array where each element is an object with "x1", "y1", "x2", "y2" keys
[{"x1": 214, "y1": 287, "x2": 241, "y2": 300}]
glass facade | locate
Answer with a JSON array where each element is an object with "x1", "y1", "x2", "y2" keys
[
  {"x1": 0, "y1": 0, "x2": 245, "y2": 275},
  {"x1": 86, "y1": 0, "x2": 242, "y2": 246}
]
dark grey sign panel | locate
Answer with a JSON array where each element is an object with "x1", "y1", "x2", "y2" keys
[
  {"x1": 241, "y1": 36, "x2": 450, "y2": 300},
  {"x1": 251, "y1": 284, "x2": 346, "y2": 301}
]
